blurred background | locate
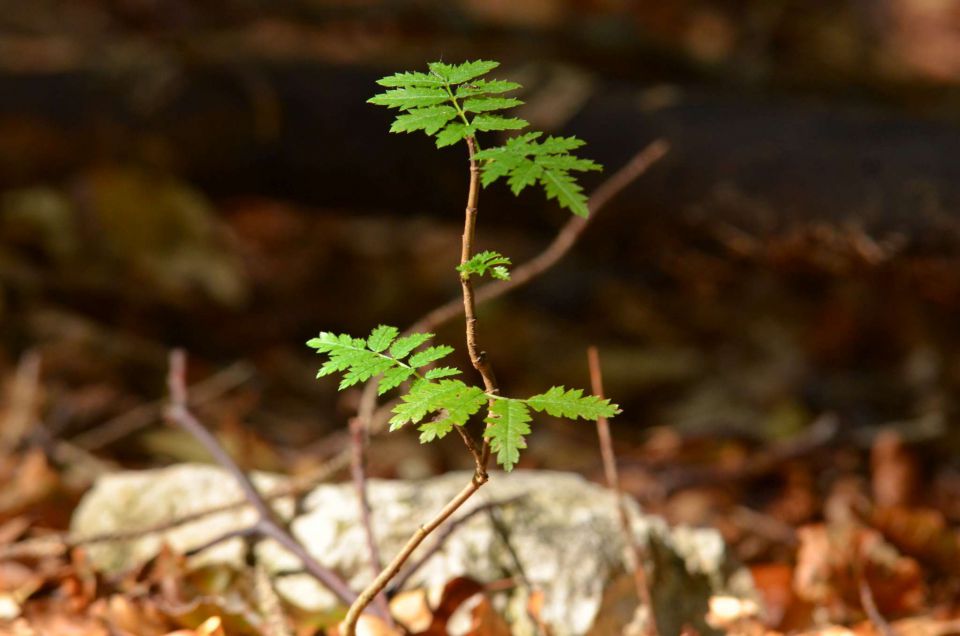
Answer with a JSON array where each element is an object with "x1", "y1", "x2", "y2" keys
[{"x1": 2, "y1": 0, "x2": 960, "y2": 612}]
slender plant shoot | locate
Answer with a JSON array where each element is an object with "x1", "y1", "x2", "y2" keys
[{"x1": 308, "y1": 60, "x2": 618, "y2": 632}]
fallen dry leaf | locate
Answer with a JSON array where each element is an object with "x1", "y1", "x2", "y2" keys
[{"x1": 794, "y1": 523, "x2": 926, "y2": 621}]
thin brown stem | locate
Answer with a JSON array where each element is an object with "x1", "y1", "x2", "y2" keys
[
  {"x1": 410, "y1": 139, "x2": 670, "y2": 336},
  {"x1": 387, "y1": 496, "x2": 523, "y2": 594},
  {"x1": 348, "y1": 417, "x2": 393, "y2": 627},
  {"x1": 342, "y1": 136, "x2": 501, "y2": 635},
  {"x1": 342, "y1": 474, "x2": 488, "y2": 632},
  {"x1": 164, "y1": 350, "x2": 361, "y2": 612},
  {"x1": 587, "y1": 346, "x2": 657, "y2": 636}
]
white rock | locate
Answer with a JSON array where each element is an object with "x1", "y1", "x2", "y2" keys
[{"x1": 71, "y1": 465, "x2": 753, "y2": 635}]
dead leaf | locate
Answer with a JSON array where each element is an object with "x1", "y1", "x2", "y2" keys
[
  {"x1": 412, "y1": 577, "x2": 484, "y2": 636},
  {"x1": 794, "y1": 524, "x2": 926, "y2": 621},
  {"x1": 871, "y1": 430, "x2": 918, "y2": 508},
  {"x1": 466, "y1": 595, "x2": 511, "y2": 636},
  {"x1": 390, "y1": 589, "x2": 432, "y2": 633}
]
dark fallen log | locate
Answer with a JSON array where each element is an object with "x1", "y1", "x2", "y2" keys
[{"x1": 1, "y1": 62, "x2": 958, "y2": 244}]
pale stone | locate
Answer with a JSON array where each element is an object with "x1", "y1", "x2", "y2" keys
[{"x1": 71, "y1": 465, "x2": 753, "y2": 635}]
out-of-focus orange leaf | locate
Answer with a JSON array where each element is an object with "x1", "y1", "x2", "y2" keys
[
  {"x1": 330, "y1": 615, "x2": 403, "y2": 636},
  {"x1": 164, "y1": 615, "x2": 227, "y2": 636},
  {"x1": 0, "y1": 450, "x2": 59, "y2": 522},
  {"x1": 89, "y1": 594, "x2": 170, "y2": 636},
  {"x1": 871, "y1": 430, "x2": 918, "y2": 508},
  {"x1": 465, "y1": 595, "x2": 511, "y2": 636},
  {"x1": 390, "y1": 589, "x2": 432, "y2": 633},
  {"x1": 749, "y1": 563, "x2": 813, "y2": 630},
  {"x1": 794, "y1": 524, "x2": 926, "y2": 621},
  {"x1": 411, "y1": 577, "x2": 484, "y2": 636},
  {"x1": 868, "y1": 506, "x2": 960, "y2": 575}
]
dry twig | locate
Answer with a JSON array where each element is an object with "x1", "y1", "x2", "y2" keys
[
  {"x1": 588, "y1": 346, "x2": 657, "y2": 636},
  {"x1": 164, "y1": 350, "x2": 363, "y2": 612},
  {"x1": 349, "y1": 417, "x2": 393, "y2": 627}
]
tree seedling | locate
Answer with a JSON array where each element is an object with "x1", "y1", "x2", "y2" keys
[{"x1": 307, "y1": 60, "x2": 619, "y2": 634}]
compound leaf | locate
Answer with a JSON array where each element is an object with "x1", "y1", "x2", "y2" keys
[
  {"x1": 457, "y1": 250, "x2": 511, "y2": 281},
  {"x1": 473, "y1": 133, "x2": 601, "y2": 217}
]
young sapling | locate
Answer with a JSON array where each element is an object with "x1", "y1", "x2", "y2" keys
[{"x1": 307, "y1": 60, "x2": 619, "y2": 633}]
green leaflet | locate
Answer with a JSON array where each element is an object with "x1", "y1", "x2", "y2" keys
[
  {"x1": 408, "y1": 345, "x2": 454, "y2": 368},
  {"x1": 527, "y1": 386, "x2": 620, "y2": 420},
  {"x1": 389, "y1": 379, "x2": 486, "y2": 435},
  {"x1": 390, "y1": 106, "x2": 458, "y2": 135},
  {"x1": 390, "y1": 333, "x2": 433, "y2": 359},
  {"x1": 368, "y1": 60, "x2": 601, "y2": 218},
  {"x1": 484, "y1": 399, "x2": 531, "y2": 472},
  {"x1": 310, "y1": 325, "x2": 620, "y2": 469},
  {"x1": 367, "y1": 325, "x2": 398, "y2": 352},
  {"x1": 472, "y1": 133, "x2": 602, "y2": 218},
  {"x1": 457, "y1": 250, "x2": 511, "y2": 281},
  {"x1": 308, "y1": 326, "x2": 455, "y2": 396}
]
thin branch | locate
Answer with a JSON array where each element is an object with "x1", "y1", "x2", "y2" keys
[
  {"x1": 588, "y1": 346, "x2": 657, "y2": 636},
  {"x1": 387, "y1": 496, "x2": 524, "y2": 594},
  {"x1": 0, "y1": 447, "x2": 352, "y2": 564},
  {"x1": 342, "y1": 474, "x2": 487, "y2": 633},
  {"x1": 164, "y1": 350, "x2": 361, "y2": 612},
  {"x1": 348, "y1": 417, "x2": 393, "y2": 627},
  {"x1": 73, "y1": 360, "x2": 254, "y2": 450},
  {"x1": 409, "y1": 139, "x2": 670, "y2": 336}
]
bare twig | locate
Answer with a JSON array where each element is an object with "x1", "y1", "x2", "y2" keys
[
  {"x1": 0, "y1": 447, "x2": 351, "y2": 563},
  {"x1": 387, "y1": 496, "x2": 524, "y2": 594},
  {"x1": 1, "y1": 351, "x2": 41, "y2": 453},
  {"x1": 343, "y1": 474, "x2": 487, "y2": 632},
  {"x1": 73, "y1": 360, "x2": 254, "y2": 450},
  {"x1": 349, "y1": 417, "x2": 393, "y2": 627},
  {"x1": 859, "y1": 578, "x2": 895, "y2": 636},
  {"x1": 164, "y1": 350, "x2": 361, "y2": 611},
  {"x1": 588, "y1": 346, "x2": 657, "y2": 636},
  {"x1": 408, "y1": 139, "x2": 670, "y2": 336}
]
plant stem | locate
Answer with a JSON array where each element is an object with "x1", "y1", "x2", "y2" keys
[
  {"x1": 588, "y1": 346, "x2": 657, "y2": 636},
  {"x1": 341, "y1": 136, "x2": 497, "y2": 635},
  {"x1": 349, "y1": 417, "x2": 393, "y2": 627},
  {"x1": 341, "y1": 474, "x2": 488, "y2": 633}
]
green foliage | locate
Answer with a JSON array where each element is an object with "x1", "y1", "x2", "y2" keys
[
  {"x1": 389, "y1": 379, "x2": 487, "y2": 443},
  {"x1": 527, "y1": 386, "x2": 620, "y2": 420},
  {"x1": 472, "y1": 133, "x2": 602, "y2": 218},
  {"x1": 310, "y1": 60, "x2": 617, "y2": 472},
  {"x1": 484, "y1": 399, "x2": 531, "y2": 471},
  {"x1": 309, "y1": 323, "x2": 619, "y2": 471},
  {"x1": 368, "y1": 60, "x2": 601, "y2": 218},
  {"x1": 457, "y1": 250, "x2": 511, "y2": 281}
]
